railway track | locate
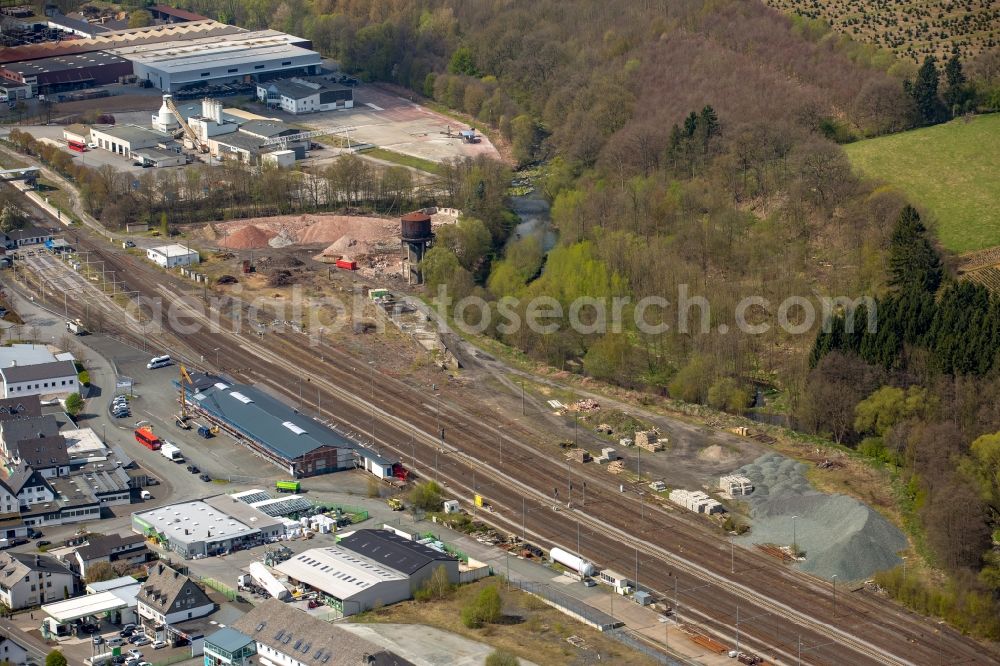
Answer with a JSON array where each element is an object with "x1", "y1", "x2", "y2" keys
[{"x1": 20, "y1": 226, "x2": 993, "y2": 665}]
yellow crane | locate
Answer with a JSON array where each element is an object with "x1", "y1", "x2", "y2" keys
[{"x1": 175, "y1": 365, "x2": 194, "y2": 429}]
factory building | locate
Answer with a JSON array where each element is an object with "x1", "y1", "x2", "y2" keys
[
  {"x1": 180, "y1": 373, "x2": 400, "y2": 479},
  {"x1": 0, "y1": 21, "x2": 320, "y2": 95},
  {"x1": 338, "y1": 528, "x2": 460, "y2": 593},
  {"x1": 109, "y1": 31, "x2": 321, "y2": 92},
  {"x1": 0, "y1": 51, "x2": 132, "y2": 96},
  {"x1": 88, "y1": 124, "x2": 174, "y2": 160},
  {"x1": 276, "y1": 545, "x2": 411, "y2": 615}
]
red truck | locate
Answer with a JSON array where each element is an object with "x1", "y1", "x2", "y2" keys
[
  {"x1": 335, "y1": 259, "x2": 357, "y2": 270},
  {"x1": 135, "y1": 427, "x2": 162, "y2": 451}
]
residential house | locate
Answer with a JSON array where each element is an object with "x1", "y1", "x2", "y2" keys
[
  {"x1": 0, "y1": 414, "x2": 60, "y2": 462},
  {"x1": 0, "y1": 551, "x2": 76, "y2": 609},
  {"x1": 0, "y1": 633, "x2": 29, "y2": 665},
  {"x1": 4, "y1": 462, "x2": 56, "y2": 509},
  {"x1": 0, "y1": 395, "x2": 42, "y2": 422},
  {"x1": 0, "y1": 360, "x2": 79, "y2": 398},
  {"x1": 137, "y1": 564, "x2": 214, "y2": 627},
  {"x1": 228, "y1": 598, "x2": 414, "y2": 666},
  {"x1": 72, "y1": 533, "x2": 148, "y2": 579},
  {"x1": 6, "y1": 435, "x2": 70, "y2": 478}
]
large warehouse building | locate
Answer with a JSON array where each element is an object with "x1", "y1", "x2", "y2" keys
[
  {"x1": 0, "y1": 20, "x2": 319, "y2": 96},
  {"x1": 109, "y1": 30, "x2": 321, "y2": 92},
  {"x1": 275, "y1": 528, "x2": 460, "y2": 615},
  {"x1": 131, "y1": 496, "x2": 284, "y2": 558},
  {"x1": 181, "y1": 373, "x2": 400, "y2": 479}
]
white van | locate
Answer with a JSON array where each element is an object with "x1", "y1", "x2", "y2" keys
[
  {"x1": 140, "y1": 490, "x2": 152, "y2": 500},
  {"x1": 146, "y1": 355, "x2": 171, "y2": 369}
]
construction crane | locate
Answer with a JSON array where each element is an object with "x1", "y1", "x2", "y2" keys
[
  {"x1": 262, "y1": 125, "x2": 355, "y2": 150},
  {"x1": 175, "y1": 365, "x2": 195, "y2": 429},
  {"x1": 164, "y1": 95, "x2": 208, "y2": 153}
]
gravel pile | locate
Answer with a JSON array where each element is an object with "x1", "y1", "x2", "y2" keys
[{"x1": 734, "y1": 453, "x2": 906, "y2": 581}]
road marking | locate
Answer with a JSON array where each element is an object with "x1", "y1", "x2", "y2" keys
[{"x1": 365, "y1": 103, "x2": 384, "y2": 111}]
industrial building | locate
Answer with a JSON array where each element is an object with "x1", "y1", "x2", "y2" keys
[
  {"x1": 0, "y1": 51, "x2": 132, "y2": 95},
  {"x1": 146, "y1": 243, "x2": 199, "y2": 268},
  {"x1": 256, "y1": 76, "x2": 354, "y2": 114},
  {"x1": 337, "y1": 528, "x2": 460, "y2": 593},
  {"x1": 181, "y1": 373, "x2": 400, "y2": 478},
  {"x1": 109, "y1": 30, "x2": 321, "y2": 92},
  {"x1": 0, "y1": 20, "x2": 320, "y2": 95},
  {"x1": 276, "y1": 545, "x2": 410, "y2": 615},
  {"x1": 131, "y1": 496, "x2": 283, "y2": 558},
  {"x1": 88, "y1": 124, "x2": 175, "y2": 160}
]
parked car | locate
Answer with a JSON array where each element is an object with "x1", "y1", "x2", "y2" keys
[
  {"x1": 35, "y1": 540, "x2": 51, "y2": 548},
  {"x1": 186, "y1": 465, "x2": 199, "y2": 474},
  {"x1": 151, "y1": 640, "x2": 167, "y2": 649},
  {"x1": 131, "y1": 635, "x2": 150, "y2": 646},
  {"x1": 199, "y1": 474, "x2": 212, "y2": 482},
  {"x1": 124, "y1": 240, "x2": 136, "y2": 248},
  {"x1": 127, "y1": 649, "x2": 143, "y2": 660},
  {"x1": 10, "y1": 537, "x2": 27, "y2": 546}
]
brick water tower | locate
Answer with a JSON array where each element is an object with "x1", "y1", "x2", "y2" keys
[{"x1": 401, "y1": 211, "x2": 434, "y2": 284}]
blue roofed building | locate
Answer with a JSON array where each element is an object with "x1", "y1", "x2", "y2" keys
[{"x1": 179, "y1": 374, "x2": 399, "y2": 479}]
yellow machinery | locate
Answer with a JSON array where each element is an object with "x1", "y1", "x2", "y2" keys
[
  {"x1": 176, "y1": 365, "x2": 194, "y2": 427},
  {"x1": 387, "y1": 498, "x2": 404, "y2": 511}
]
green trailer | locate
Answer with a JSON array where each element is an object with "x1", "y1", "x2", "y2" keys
[{"x1": 276, "y1": 480, "x2": 301, "y2": 493}]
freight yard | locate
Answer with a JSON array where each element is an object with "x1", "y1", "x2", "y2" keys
[
  {"x1": 0, "y1": 6, "x2": 993, "y2": 666},
  {"x1": 0, "y1": 175, "x2": 993, "y2": 666}
]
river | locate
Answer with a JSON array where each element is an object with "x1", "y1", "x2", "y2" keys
[{"x1": 507, "y1": 189, "x2": 557, "y2": 252}]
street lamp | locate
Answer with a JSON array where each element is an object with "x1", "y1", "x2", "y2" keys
[
  {"x1": 832, "y1": 574, "x2": 838, "y2": 616},
  {"x1": 791, "y1": 515, "x2": 798, "y2": 558}
]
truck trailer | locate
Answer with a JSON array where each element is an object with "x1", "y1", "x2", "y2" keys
[
  {"x1": 247, "y1": 562, "x2": 290, "y2": 600},
  {"x1": 160, "y1": 442, "x2": 184, "y2": 462}
]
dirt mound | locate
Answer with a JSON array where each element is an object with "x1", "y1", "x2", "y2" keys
[
  {"x1": 296, "y1": 215, "x2": 391, "y2": 244},
  {"x1": 220, "y1": 225, "x2": 273, "y2": 249}
]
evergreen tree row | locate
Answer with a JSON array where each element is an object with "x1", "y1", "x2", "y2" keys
[{"x1": 811, "y1": 206, "x2": 1000, "y2": 375}]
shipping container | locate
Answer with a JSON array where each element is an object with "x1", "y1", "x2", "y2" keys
[
  {"x1": 276, "y1": 480, "x2": 300, "y2": 493},
  {"x1": 135, "y1": 427, "x2": 162, "y2": 450},
  {"x1": 335, "y1": 259, "x2": 357, "y2": 270}
]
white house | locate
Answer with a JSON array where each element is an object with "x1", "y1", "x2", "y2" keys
[
  {"x1": 256, "y1": 77, "x2": 354, "y2": 114},
  {"x1": 0, "y1": 360, "x2": 78, "y2": 399},
  {"x1": 0, "y1": 551, "x2": 76, "y2": 610},
  {"x1": 146, "y1": 244, "x2": 199, "y2": 269},
  {"x1": 0, "y1": 634, "x2": 29, "y2": 665},
  {"x1": 72, "y1": 533, "x2": 148, "y2": 579},
  {"x1": 137, "y1": 564, "x2": 214, "y2": 627}
]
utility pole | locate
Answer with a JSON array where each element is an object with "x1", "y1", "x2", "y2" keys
[
  {"x1": 832, "y1": 574, "x2": 838, "y2": 616},
  {"x1": 521, "y1": 497, "x2": 525, "y2": 542},
  {"x1": 731, "y1": 535, "x2": 735, "y2": 574},
  {"x1": 634, "y1": 545, "x2": 639, "y2": 596},
  {"x1": 520, "y1": 380, "x2": 525, "y2": 415}
]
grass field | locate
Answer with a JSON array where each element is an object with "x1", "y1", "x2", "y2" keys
[
  {"x1": 845, "y1": 113, "x2": 1000, "y2": 254},
  {"x1": 362, "y1": 147, "x2": 443, "y2": 175}
]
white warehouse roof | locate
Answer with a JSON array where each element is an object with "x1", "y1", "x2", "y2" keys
[
  {"x1": 111, "y1": 32, "x2": 318, "y2": 73},
  {"x1": 276, "y1": 546, "x2": 406, "y2": 600},
  {"x1": 42, "y1": 591, "x2": 132, "y2": 623},
  {"x1": 149, "y1": 244, "x2": 198, "y2": 258}
]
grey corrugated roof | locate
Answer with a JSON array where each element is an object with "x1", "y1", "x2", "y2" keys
[
  {"x1": 239, "y1": 120, "x2": 293, "y2": 138},
  {"x1": 91, "y1": 124, "x2": 171, "y2": 144},
  {"x1": 0, "y1": 360, "x2": 77, "y2": 384},
  {"x1": 338, "y1": 529, "x2": 456, "y2": 576},
  {"x1": 186, "y1": 379, "x2": 376, "y2": 462}
]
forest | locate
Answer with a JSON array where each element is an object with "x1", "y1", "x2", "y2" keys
[{"x1": 37, "y1": 0, "x2": 1000, "y2": 633}]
